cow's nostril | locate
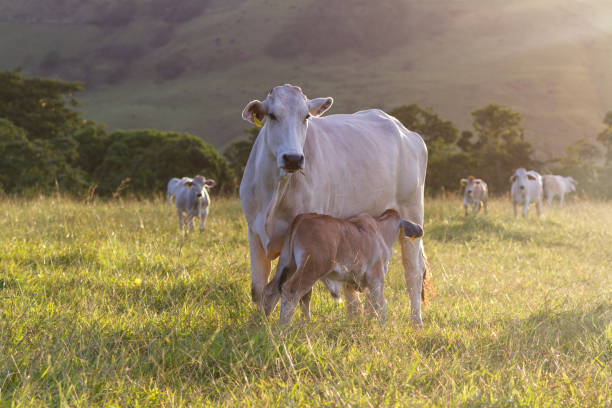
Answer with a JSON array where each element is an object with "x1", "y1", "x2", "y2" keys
[{"x1": 282, "y1": 154, "x2": 304, "y2": 171}]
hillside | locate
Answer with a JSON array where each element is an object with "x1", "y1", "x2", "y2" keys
[{"x1": 1, "y1": 0, "x2": 612, "y2": 158}]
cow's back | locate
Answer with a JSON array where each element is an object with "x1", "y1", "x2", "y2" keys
[{"x1": 303, "y1": 109, "x2": 426, "y2": 214}]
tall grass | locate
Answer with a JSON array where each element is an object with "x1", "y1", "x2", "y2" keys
[{"x1": 0, "y1": 196, "x2": 610, "y2": 406}]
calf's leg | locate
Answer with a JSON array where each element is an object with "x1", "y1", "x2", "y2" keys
[{"x1": 343, "y1": 285, "x2": 362, "y2": 317}]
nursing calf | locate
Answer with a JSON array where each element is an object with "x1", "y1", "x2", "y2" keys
[
  {"x1": 460, "y1": 176, "x2": 488, "y2": 216},
  {"x1": 263, "y1": 209, "x2": 423, "y2": 325}
]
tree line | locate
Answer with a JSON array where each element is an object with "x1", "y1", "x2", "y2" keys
[{"x1": 2, "y1": 70, "x2": 611, "y2": 198}]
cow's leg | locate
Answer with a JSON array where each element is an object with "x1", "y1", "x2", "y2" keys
[
  {"x1": 365, "y1": 264, "x2": 387, "y2": 322},
  {"x1": 513, "y1": 201, "x2": 518, "y2": 217},
  {"x1": 399, "y1": 206, "x2": 426, "y2": 327},
  {"x1": 199, "y1": 207, "x2": 209, "y2": 232},
  {"x1": 559, "y1": 193, "x2": 565, "y2": 208},
  {"x1": 522, "y1": 201, "x2": 529, "y2": 217},
  {"x1": 299, "y1": 289, "x2": 312, "y2": 321},
  {"x1": 177, "y1": 209, "x2": 185, "y2": 231},
  {"x1": 464, "y1": 204, "x2": 468, "y2": 216},
  {"x1": 483, "y1": 200, "x2": 488, "y2": 215},
  {"x1": 343, "y1": 285, "x2": 362, "y2": 317},
  {"x1": 547, "y1": 194, "x2": 553, "y2": 207},
  {"x1": 536, "y1": 198, "x2": 542, "y2": 217},
  {"x1": 248, "y1": 229, "x2": 271, "y2": 309},
  {"x1": 472, "y1": 202, "x2": 479, "y2": 215}
]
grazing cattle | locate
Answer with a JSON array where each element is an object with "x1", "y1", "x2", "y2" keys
[
  {"x1": 542, "y1": 175, "x2": 576, "y2": 207},
  {"x1": 167, "y1": 177, "x2": 191, "y2": 205},
  {"x1": 240, "y1": 84, "x2": 428, "y2": 326},
  {"x1": 510, "y1": 168, "x2": 543, "y2": 217},
  {"x1": 263, "y1": 209, "x2": 424, "y2": 324},
  {"x1": 174, "y1": 175, "x2": 216, "y2": 231},
  {"x1": 460, "y1": 176, "x2": 489, "y2": 216}
]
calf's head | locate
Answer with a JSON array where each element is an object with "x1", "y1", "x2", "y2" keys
[
  {"x1": 184, "y1": 175, "x2": 216, "y2": 197},
  {"x1": 460, "y1": 176, "x2": 476, "y2": 198},
  {"x1": 510, "y1": 168, "x2": 535, "y2": 195},
  {"x1": 242, "y1": 85, "x2": 333, "y2": 173}
]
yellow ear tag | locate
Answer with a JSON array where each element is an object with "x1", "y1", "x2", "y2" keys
[
  {"x1": 411, "y1": 237, "x2": 418, "y2": 242},
  {"x1": 253, "y1": 114, "x2": 263, "y2": 128}
]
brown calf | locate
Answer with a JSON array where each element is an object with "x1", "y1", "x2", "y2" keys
[{"x1": 263, "y1": 209, "x2": 424, "y2": 324}]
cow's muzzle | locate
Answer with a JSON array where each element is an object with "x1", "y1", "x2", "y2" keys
[{"x1": 281, "y1": 153, "x2": 304, "y2": 172}]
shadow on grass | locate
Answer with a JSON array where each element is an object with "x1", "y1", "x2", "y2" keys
[
  {"x1": 418, "y1": 301, "x2": 612, "y2": 368},
  {"x1": 427, "y1": 215, "x2": 573, "y2": 248}
]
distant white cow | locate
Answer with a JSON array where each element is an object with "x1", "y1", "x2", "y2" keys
[
  {"x1": 542, "y1": 175, "x2": 576, "y2": 207},
  {"x1": 174, "y1": 175, "x2": 216, "y2": 231},
  {"x1": 510, "y1": 168, "x2": 543, "y2": 217},
  {"x1": 460, "y1": 176, "x2": 488, "y2": 216},
  {"x1": 167, "y1": 177, "x2": 191, "y2": 205}
]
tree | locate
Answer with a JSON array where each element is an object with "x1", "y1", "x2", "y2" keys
[
  {"x1": 389, "y1": 104, "x2": 458, "y2": 148},
  {"x1": 94, "y1": 130, "x2": 235, "y2": 196},
  {"x1": 0, "y1": 69, "x2": 82, "y2": 141},
  {"x1": 597, "y1": 110, "x2": 612, "y2": 164},
  {"x1": 468, "y1": 105, "x2": 536, "y2": 194},
  {"x1": 223, "y1": 127, "x2": 259, "y2": 182}
]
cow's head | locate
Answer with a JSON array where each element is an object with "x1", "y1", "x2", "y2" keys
[
  {"x1": 460, "y1": 176, "x2": 476, "y2": 197},
  {"x1": 242, "y1": 84, "x2": 333, "y2": 173},
  {"x1": 184, "y1": 175, "x2": 216, "y2": 198},
  {"x1": 566, "y1": 176, "x2": 577, "y2": 192},
  {"x1": 510, "y1": 168, "x2": 535, "y2": 194}
]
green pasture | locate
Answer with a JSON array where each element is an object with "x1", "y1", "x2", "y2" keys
[{"x1": 0, "y1": 196, "x2": 610, "y2": 406}]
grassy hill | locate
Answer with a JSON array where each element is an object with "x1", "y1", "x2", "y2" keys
[{"x1": 1, "y1": 0, "x2": 612, "y2": 158}]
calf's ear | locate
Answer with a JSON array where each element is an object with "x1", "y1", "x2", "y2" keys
[
  {"x1": 242, "y1": 100, "x2": 267, "y2": 124},
  {"x1": 510, "y1": 175, "x2": 517, "y2": 183},
  {"x1": 307, "y1": 97, "x2": 333, "y2": 117},
  {"x1": 204, "y1": 179, "x2": 216, "y2": 188},
  {"x1": 184, "y1": 180, "x2": 193, "y2": 188},
  {"x1": 527, "y1": 174, "x2": 536, "y2": 181},
  {"x1": 460, "y1": 178, "x2": 468, "y2": 186},
  {"x1": 400, "y1": 219, "x2": 424, "y2": 239}
]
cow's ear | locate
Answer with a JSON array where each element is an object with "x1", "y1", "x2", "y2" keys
[
  {"x1": 510, "y1": 175, "x2": 517, "y2": 183},
  {"x1": 242, "y1": 100, "x2": 267, "y2": 124},
  {"x1": 307, "y1": 97, "x2": 333, "y2": 117},
  {"x1": 460, "y1": 178, "x2": 468, "y2": 186},
  {"x1": 184, "y1": 180, "x2": 193, "y2": 188},
  {"x1": 527, "y1": 174, "x2": 536, "y2": 181},
  {"x1": 204, "y1": 179, "x2": 216, "y2": 188}
]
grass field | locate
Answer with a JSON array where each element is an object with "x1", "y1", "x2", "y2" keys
[{"x1": 0, "y1": 196, "x2": 610, "y2": 406}]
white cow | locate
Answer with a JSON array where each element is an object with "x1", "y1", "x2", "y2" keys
[
  {"x1": 460, "y1": 176, "x2": 488, "y2": 216},
  {"x1": 167, "y1": 177, "x2": 191, "y2": 205},
  {"x1": 240, "y1": 84, "x2": 428, "y2": 326},
  {"x1": 174, "y1": 175, "x2": 216, "y2": 231},
  {"x1": 542, "y1": 175, "x2": 576, "y2": 207},
  {"x1": 510, "y1": 168, "x2": 543, "y2": 217}
]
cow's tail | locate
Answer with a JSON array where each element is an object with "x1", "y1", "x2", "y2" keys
[{"x1": 421, "y1": 242, "x2": 434, "y2": 303}]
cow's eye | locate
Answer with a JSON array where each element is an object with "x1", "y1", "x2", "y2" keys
[
  {"x1": 268, "y1": 113, "x2": 277, "y2": 121},
  {"x1": 304, "y1": 114, "x2": 311, "y2": 123}
]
